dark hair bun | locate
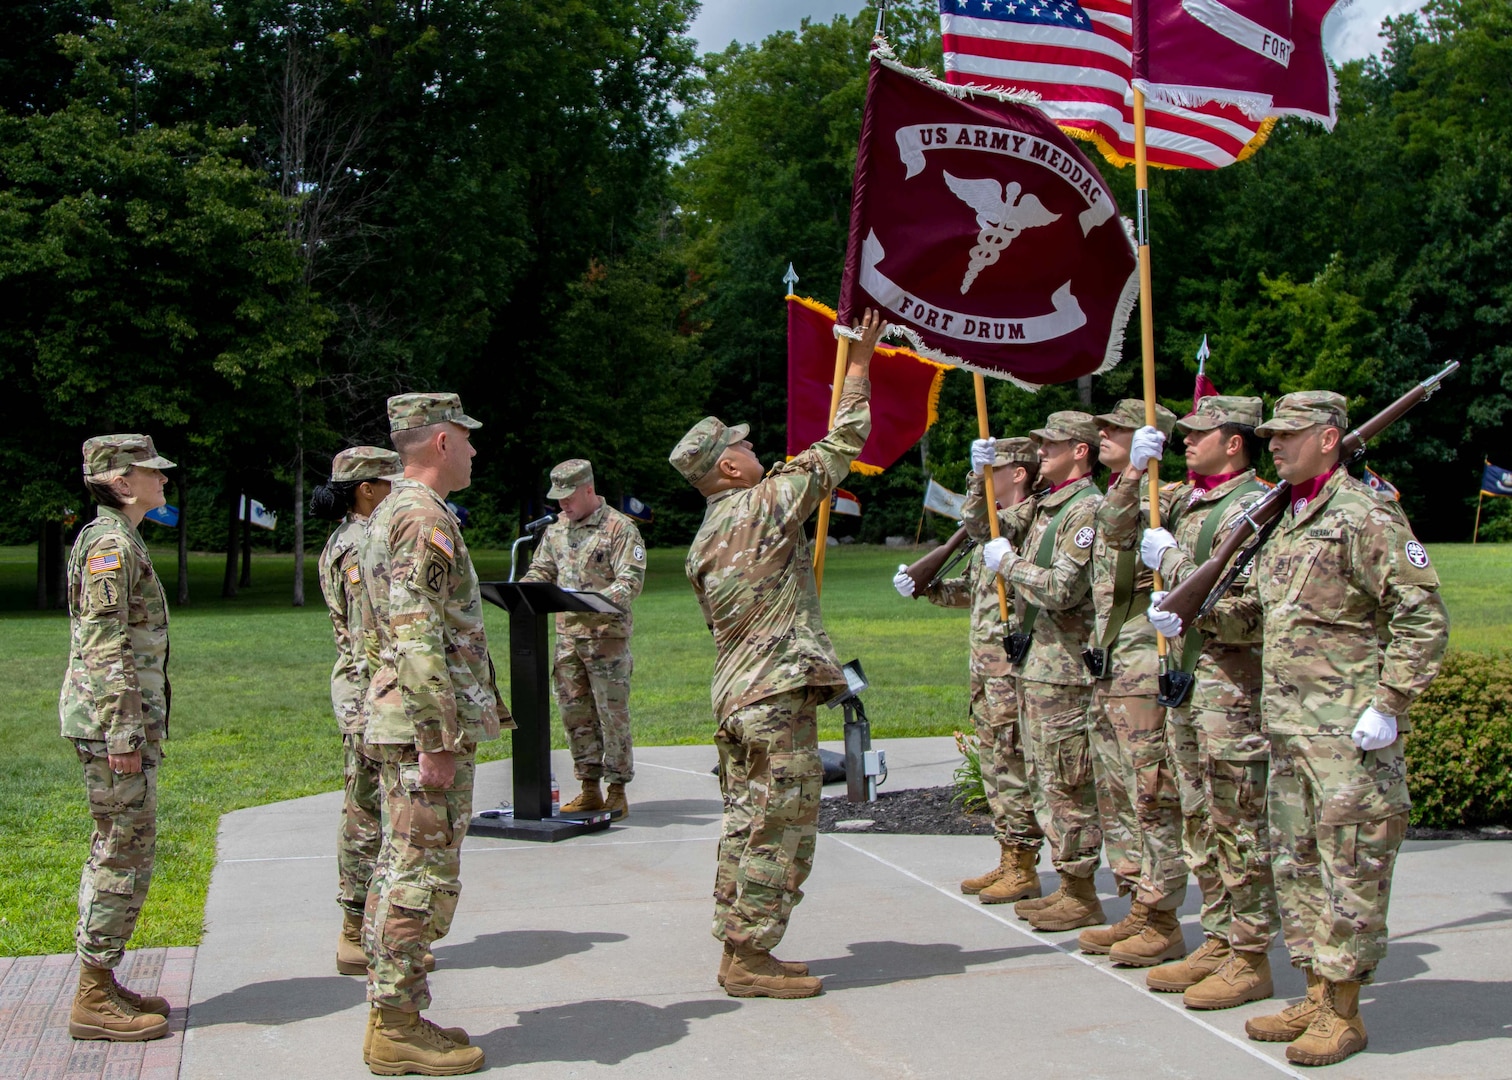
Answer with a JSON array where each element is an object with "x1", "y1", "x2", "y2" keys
[{"x1": 308, "y1": 483, "x2": 346, "y2": 521}]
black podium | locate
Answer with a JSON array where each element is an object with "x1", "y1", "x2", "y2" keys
[{"x1": 468, "y1": 581, "x2": 619, "y2": 841}]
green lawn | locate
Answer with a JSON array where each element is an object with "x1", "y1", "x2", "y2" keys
[{"x1": 1, "y1": 540, "x2": 1506, "y2": 956}]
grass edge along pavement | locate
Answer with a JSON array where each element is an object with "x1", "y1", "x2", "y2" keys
[{"x1": 1, "y1": 540, "x2": 1508, "y2": 957}]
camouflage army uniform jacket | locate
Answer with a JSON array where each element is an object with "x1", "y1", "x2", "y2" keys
[
  {"x1": 1154, "y1": 471, "x2": 1266, "y2": 713},
  {"x1": 1093, "y1": 471, "x2": 1180, "y2": 697},
  {"x1": 1202, "y1": 470, "x2": 1449, "y2": 735},
  {"x1": 59, "y1": 506, "x2": 170, "y2": 753},
  {"x1": 968, "y1": 476, "x2": 1101, "y2": 687},
  {"x1": 936, "y1": 472, "x2": 1036, "y2": 679},
  {"x1": 361, "y1": 479, "x2": 510, "y2": 751},
  {"x1": 686, "y1": 375, "x2": 871, "y2": 721},
  {"x1": 318, "y1": 514, "x2": 372, "y2": 736},
  {"x1": 521, "y1": 501, "x2": 646, "y2": 639}
]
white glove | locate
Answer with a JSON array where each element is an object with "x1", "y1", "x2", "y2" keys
[
  {"x1": 1129, "y1": 425, "x2": 1167, "y2": 472},
  {"x1": 1141, "y1": 527, "x2": 1176, "y2": 571},
  {"x1": 1148, "y1": 591, "x2": 1183, "y2": 637},
  {"x1": 983, "y1": 536, "x2": 1014, "y2": 573},
  {"x1": 893, "y1": 565, "x2": 916, "y2": 598},
  {"x1": 971, "y1": 438, "x2": 997, "y2": 475},
  {"x1": 1352, "y1": 706, "x2": 1398, "y2": 751}
]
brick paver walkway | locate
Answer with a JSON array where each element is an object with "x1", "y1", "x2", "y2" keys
[{"x1": 0, "y1": 948, "x2": 194, "y2": 1080}]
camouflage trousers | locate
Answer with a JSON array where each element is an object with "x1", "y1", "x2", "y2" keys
[
  {"x1": 1019, "y1": 681, "x2": 1101, "y2": 880},
  {"x1": 73, "y1": 739, "x2": 161, "y2": 970},
  {"x1": 338, "y1": 734, "x2": 383, "y2": 916},
  {"x1": 970, "y1": 672, "x2": 1042, "y2": 851},
  {"x1": 1168, "y1": 707, "x2": 1276, "y2": 953},
  {"x1": 712, "y1": 688, "x2": 822, "y2": 954},
  {"x1": 364, "y1": 748, "x2": 475, "y2": 1011},
  {"x1": 1088, "y1": 690, "x2": 1186, "y2": 911},
  {"x1": 1269, "y1": 733, "x2": 1409, "y2": 983},
  {"x1": 553, "y1": 635, "x2": 635, "y2": 785}
]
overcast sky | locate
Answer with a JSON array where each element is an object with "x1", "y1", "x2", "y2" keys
[{"x1": 689, "y1": 0, "x2": 1429, "y2": 64}]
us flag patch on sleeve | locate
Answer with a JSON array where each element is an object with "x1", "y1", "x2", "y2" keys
[
  {"x1": 88, "y1": 551, "x2": 122, "y2": 575},
  {"x1": 428, "y1": 527, "x2": 455, "y2": 559},
  {"x1": 346, "y1": 564, "x2": 361, "y2": 585}
]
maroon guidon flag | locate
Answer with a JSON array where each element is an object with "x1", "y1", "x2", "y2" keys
[
  {"x1": 1132, "y1": 0, "x2": 1342, "y2": 127},
  {"x1": 837, "y1": 54, "x2": 1137, "y2": 386}
]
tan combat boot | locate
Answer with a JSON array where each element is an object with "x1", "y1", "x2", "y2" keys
[
  {"x1": 1027, "y1": 874, "x2": 1105, "y2": 932},
  {"x1": 1079, "y1": 900, "x2": 1150, "y2": 955},
  {"x1": 366, "y1": 1006, "x2": 484, "y2": 1075},
  {"x1": 716, "y1": 941, "x2": 810, "y2": 987},
  {"x1": 364, "y1": 1009, "x2": 470, "y2": 1059},
  {"x1": 1148, "y1": 936, "x2": 1230, "y2": 992},
  {"x1": 69, "y1": 964, "x2": 168, "y2": 1042},
  {"x1": 1286, "y1": 979, "x2": 1367, "y2": 1066},
  {"x1": 980, "y1": 848, "x2": 1042, "y2": 905},
  {"x1": 724, "y1": 948, "x2": 823, "y2": 999},
  {"x1": 1108, "y1": 907, "x2": 1186, "y2": 966},
  {"x1": 605, "y1": 782, "x2": 629, "y2": 821},
  {"x1": 961, "y1": 842, "x2": 1011, "y2": 895},
  {"x1": 1183, "y1": 949, "x2": 1273, "y2": 1010},
  {"x1": 338, "y1": 909, "x2": 368, "y2": 975},
  {"x1": 109, "y1": 970, "x2": 170, "y2": 1017},
  {"x1": 1014, "y1": 872, "x2": 1071, "y2": 920},
  {"x1": 1246, "y1": 967, "x2": 1324, "y2": 1042},
  {"x1": 561, "y1": 779, "x2": 606, "y2": 813}
]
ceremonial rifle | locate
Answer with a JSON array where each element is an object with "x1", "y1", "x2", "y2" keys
[
  {"x1": 902, "y1": 525, "x2": 975, "y2": 595},
  {"x1": 1155, "y1": 361, "x2": 1460, "y2": 627}
]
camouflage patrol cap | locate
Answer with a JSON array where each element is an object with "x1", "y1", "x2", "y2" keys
[
  {"x1": 669, "y1": 417, "x2": 751, "y2": 485},
  {"x1": 547, "y1": 458, "x2": 594, "y2": 499},
  {"x1": 1029, "y1": 410, "x2": 1100, "y2": 446},
  {"x1": 387, "y1": 392, "x2": 482, "y2": 433},
  {"x1": 1255, "y1": 391, "x2": 1349, "y2": 436},
  {"x1": 330, "y1": 446, "x2": 404, "y2": 484},
  {"x1": 1093, "y1": 398, "x2": 1178, "y2": 435},
  {"x1": 994, "y1": 437, "x2": 1038, "y2": 467},
  {"x1": 82, "y1": 434, "x2": 176, "y2": 479},
  {"x1": 1176, "y1": 395, "x2": 1265, "y2": 434}
]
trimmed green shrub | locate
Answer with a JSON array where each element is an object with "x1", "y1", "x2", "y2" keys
[{"x1": 1405, "y1": 650, "x2": 1512, "y2": 829}]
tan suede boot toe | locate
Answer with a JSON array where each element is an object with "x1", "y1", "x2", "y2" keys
[
  {"x1": 1027, "y1": 874, "x2": 1104, "y2": 932},
  {"x1": 1147, "y1": 936, "x2": 1230, "y2": 993},
  {"x1": 1079, "y1": 901, "x2": 1150, "y2": 955},
  {"x1": 1246, "y1": 968, "x2": 1324, "y2": 1042},
  {"x1": 68, "y1": 965, "x2": 168, "y2": 1042},
  {"x1": 366, "y1": 1007, "x2": 484, "y2": 1075},
  {"x1": 1183, "y1": 950, "x2": 1273, "y2": 1010},
  {"x1": 1286, "y1": 980, "x2": 1367, "y2": 1067},
  {"x1": 1108, "y1": 908, "x2": 1186, "y2": 967},
  {"x1": 980, "y1": 848, "x2": 1042, "y2": 904},
  {"x1": 724, "y1": 950, "x2": 823, "y2": 999},
  {"x1": 961, "y1": 843, "x2": 1011, "y2": 895}
]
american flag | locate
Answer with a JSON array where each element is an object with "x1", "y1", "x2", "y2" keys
[{"x1": 940, "y1": 0, "x2": 1273, "y2": 169}]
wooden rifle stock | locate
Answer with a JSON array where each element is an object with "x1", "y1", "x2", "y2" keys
[
  {"x1": 903, "y1": 526, "x2": 974, "y2": 596},
  {"x1": 1156, "y1": 360, "x2": 1460, "y2": 627}
]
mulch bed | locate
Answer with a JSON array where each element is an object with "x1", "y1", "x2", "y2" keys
[{"x1": 817, "y1": 784, "x2": 1512, "y2": 840}]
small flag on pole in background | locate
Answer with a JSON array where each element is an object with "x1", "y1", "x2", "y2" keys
[
  {"x1": 1482, "y1": 461, "x2": 1512, "y2": 498},
  {"x1": 1362, "y1": 467, "x2": 1399, "y2": 501},
  {"x1": 619, "y1": 495, "x2": 654, "y2": 523},
  {"x1": 832, "y1": 489, "x2": 862, "y2": 517},
  {"x1": 239, "y1": 496, "x2": 278, "y2": 531},
  {"x1": 923, "y1": 478, "x2": 967, "y2": 520},
  {"x1": 144, "y1": 504, "x2": 180, "y2": 528}
]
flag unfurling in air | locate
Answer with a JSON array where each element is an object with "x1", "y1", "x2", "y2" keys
[
  {"x1": 1362, "y1": 467, "x2": 1399, "y2": 502},
  {"x1": 787, "y1": 294, "x2": 947, "y2": 474},
  {"x1": 836, "y1": 55, "x2": 1136, "y2": 384},
  {"x1": 1482, "y1": 461, "x2": 1512, "y2": 498},
  {"x1": 940, "y1": 0, "x2": 1273, "y2": 169},
  {"x1": 832, "y1": 489, "x2": 863, "y2": 517}
]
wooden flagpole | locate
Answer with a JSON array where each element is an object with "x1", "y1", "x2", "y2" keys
[
  {"x1": 973, "y1": 373, "x2": 1012, "y2": 623},
  {"x1": 812, "y1": 334, "x2": 851, "y2": 594},
  {"x1": 1473, "y1": 458, "x2": 1486, "y2": 544},
  {"x1": 1133, "y1": 90, "x2": 1168, "y2": 657}
]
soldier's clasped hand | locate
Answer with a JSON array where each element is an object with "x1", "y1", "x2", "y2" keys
[
  {"x1": 971, "y1": 438, "x2": 997, "y2": 474},
  {"x1": 1148, "y1": 592, "x2": 1182, "y2": 638},
  {"x1": 892, "y1": 565, "x2": 916, "y2": 598},
  {"x1": 982, "y1": 536, "x2": 1014, "y2": 573},
  {"x1": 1128, "y1": 426, "x2": 1166, "y2": 472},
  {"x1": 1141, "y1": 527, "x2": 1176, "y2": 571}
]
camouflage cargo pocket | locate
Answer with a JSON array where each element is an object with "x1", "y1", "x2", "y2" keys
[
  {"x1": 92, "y1": 865, "x2": 136, "y2": 896},
  {"x1": 1284, "y1": 534, "x2": 1349, "y2": 619},
  {"x1": 394, "y1": 766, "x2": 455, "y2": 849},
  {"x1": 763, "y1": 750, "x2": 822, "y2": 828},
  {"x1": 1039, "y1": 704, "x2": 1090, "y2": 744},
  {"x1": 1319, "y1": 742, "x2": 1410, "y2": 828}
]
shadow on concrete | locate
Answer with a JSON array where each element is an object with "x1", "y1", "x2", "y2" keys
[
  {"x1": 188, "y1": 975, "x2": 365, "y2": 1027},
  {"x1": 616, "y1": 798, "x2": 722, "y2": 829},
  {"x1": 814, "y1": 939, "x2": 1056, "y2": 988},
  {"x1": 478, "y1": 998, "x2": 739, "y2": 1066},
  {"x1": 1362, "y1": 977, "x2": 1512, "y2": 1054},
  {"x1": 433, "y1": 929, "x2": 628, "y2": 971},
  {"x1": 1389, "y1": 891, "x2": 1512, "y2": 940}
]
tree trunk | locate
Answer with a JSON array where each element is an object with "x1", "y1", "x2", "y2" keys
[
  {"x1": 50, "y1": 520, "x2": 65, "y2": 609},
  {"x1": 239, "y1": 502, "x2": 252, "y2": 588},
  {"x1": 222, "y1": 479, "x2": 239, "y2": 599},
  {"x1": 176, "y1": 469, "x2": 190, "y2": 606},
  {"x1": 1077, "y1": 373, "x2": 1093, "y2": 406},
  {"x1": 36, "y1": 525, "x2": 48, "y2": 611},
  {"x1": 292, "y1": 391, "x2": 306, "y2": 608}
]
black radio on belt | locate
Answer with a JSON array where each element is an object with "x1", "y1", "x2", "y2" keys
[
  {"x1": 1081, "y1": 647, "x2": 1111, "y2": 679},
  {"x1": 1157, "y1": 669, "x2": 1196, "y2": 709},
  {"x1": 1004, "y1": 632, "x2": 1032, "y2": 665}
]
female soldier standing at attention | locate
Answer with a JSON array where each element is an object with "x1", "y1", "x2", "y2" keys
[
  {"x1": 311, "y1": 447, "x2": 404, "y2": 976},
  {"x1": 62, "y1": 435, "x2": 176, "y2": 1042}
]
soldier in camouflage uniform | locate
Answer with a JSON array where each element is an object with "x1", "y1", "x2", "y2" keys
[
  {"x1": 61, "y1": 435, "x2": 177, "y2": 1042},
  {"x1": 522, "y1": 458, "x2": 646, "y2": 819},
  {"x1": 1138, "y1": 396, "x2": 1278, "y2": 1009},
  {"x1": 358, "y1": 393, "x2": 510, "y2": 1076},
  {"x1": 1075, "y1": 400, "x2": 1189, "y2": 966},
  {"x1": 1151, "y1": 391, "x2": 1449, "y2": 1066},
  {"x1": 672, "y1": 309, "x2": 886, "y2": 1000},
  {"x1": 313, "y1": 446, "x2": 404, "y2": 977},
  {"x1": 896, "y1": 438, "x2": 1043, "y2": 903},
  {"x1": 975, "y1": 412, "x2": 1107, "y2": 933}
]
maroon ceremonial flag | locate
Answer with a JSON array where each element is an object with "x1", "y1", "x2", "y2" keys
[
  {"x1": 787, "y1": 295, "x2": 946, "y2": 475},
  {"x1": 837, "y1": 57, "x2": 1137, "y2": 386},
  {"x1": 1132, "y1": 0, "x2": 1342, "y2": 127}
]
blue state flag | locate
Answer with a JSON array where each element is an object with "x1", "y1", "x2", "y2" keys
[
  {"x1": 1482, "y1": 461, "x2": 1512, "y2": 498},
  {"x1": 144, "y1": 504, "x2": 179, "y2": 528},
  {"x1": 619, "y1": 495, "x2": 653, "y2": 524}
]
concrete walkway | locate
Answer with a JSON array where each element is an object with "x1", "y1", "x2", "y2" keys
[{"x1": 179, "y1": 738, "x2": 1512, "y2": 1080}]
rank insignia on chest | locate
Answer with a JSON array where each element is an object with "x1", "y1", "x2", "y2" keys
[
  {"x1": 346, "y1": 565, "x2": 361, "y2": 585},
  {"x1": 88, "y1": 551, "x2": 122, "y2": 575},
  {"x1": 428, "y1": 527, "x2": 455, "y2": 559}
]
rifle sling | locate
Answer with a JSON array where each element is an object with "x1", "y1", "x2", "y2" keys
[
  {"x1": 1096, "y1": 548, "x2": 1146, "y2": 651},
  {"x1": 1177, "y1": 481, "x2": 1267, "y2": 674},
  {"x1": 1019, "y1": 486, "x2": 1098, "y2": 639}
]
